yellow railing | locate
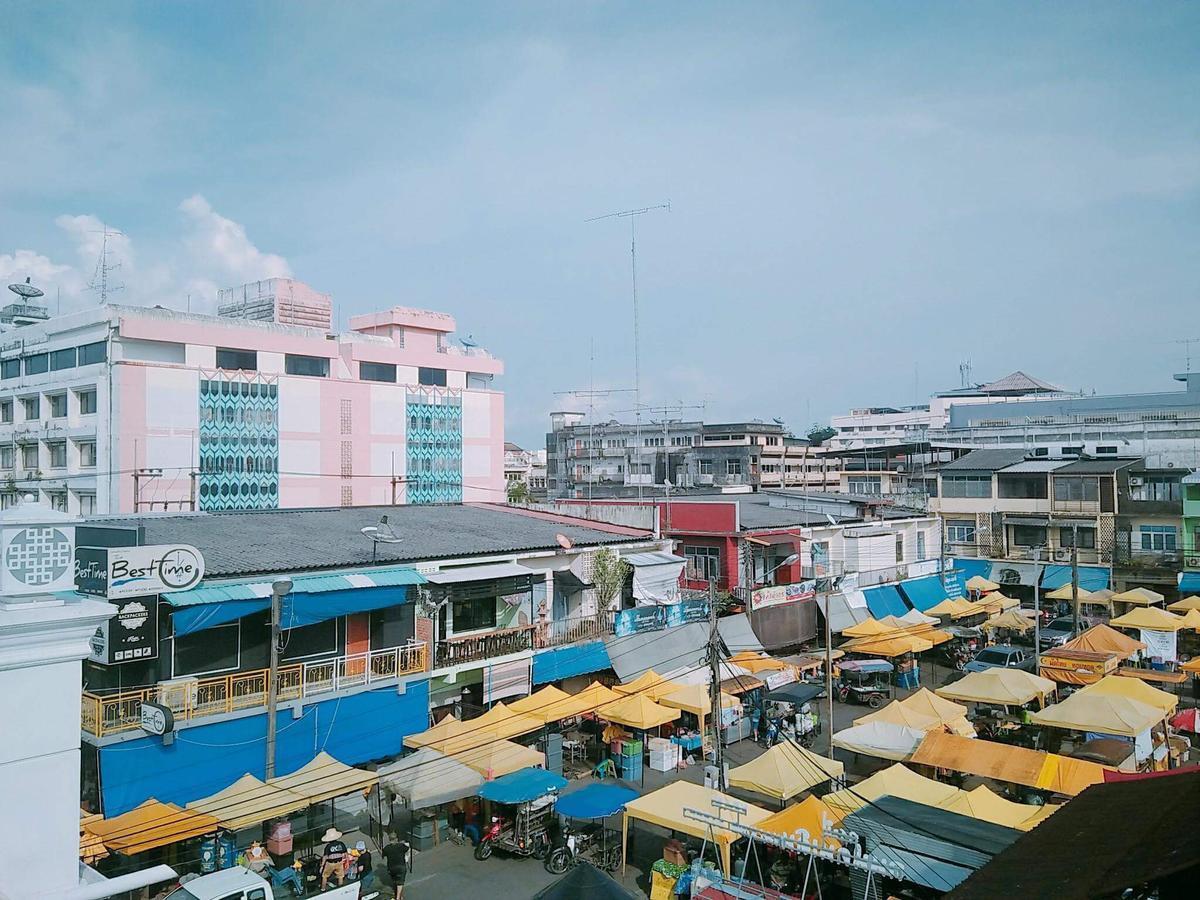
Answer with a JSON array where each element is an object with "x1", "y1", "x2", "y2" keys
[{"x1": 81, "y1": 641, "x2": 427, "y2": 738}]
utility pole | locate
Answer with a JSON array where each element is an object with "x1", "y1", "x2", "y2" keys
[
  {"x1": 265, "y1": 578, "x2": 292, "y2": 779},
  {"x1": 707, "y1": 577, "x2": 725, "y2": 789},
  {"x1": 1070, "y1": 524, "x2": 1081, "y2": 638},
  {"x1": 1033, "y1": 545, "x2": 1043, "y2": 670},
  {"x1": 823, "y1": 588, "x2": 835, "y2": 756}
]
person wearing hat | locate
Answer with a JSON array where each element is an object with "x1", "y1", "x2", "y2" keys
[
  {"x1": 352, "y1": 840, "x2": 375, "y2": 888},
  {"x1": 320, "y1": 828, "x2": 349, "y2": 890}
]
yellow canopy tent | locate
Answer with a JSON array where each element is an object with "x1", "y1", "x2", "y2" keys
[
  {"x1": 452, "y1": 739, "x2": 545, "y2": 779},
  {"x1": 757, "y1": 795, "x2": 841, "y2": 848},
  {"x1": 975, "y1": 592, "x2": 1020, "y2": 616},
  {"x1": 1060, "y1": 624, "x2": 1145, "y2": 660},
  {"x1": 659, "y1": 683, "x2": 739, "y2": 717},
  {"x1": 855, "y1": 688, "x2": 976, "y2": 737},
  {"x1": 981, "y1": 609, "x2": 1035, "y2": 633},
  {"x1": 727, "y1": 650, "x2": 789, "y2": 674},
  {"x1": 1045, "y1": 584, "x2": 1093, "y2": 602},
  {"x1": 1031, "y1": 692, "x2": 1165, "y2": 738},
  {"x1": 926, "y1": 598, "x2": 982, "y2": 620},
  {"x1": 614, "y1": 669, "x2": 683, "y2": 701},
  {"x1": 1111, "y1": 587, "x2": 1165, "y2": 607},
  {"x1": 966, "y1": 575, "x2": 1001, "y2": 593},
  {"x1": 909, "y1": 730, "x2": 1107, "y2": 796},
  {"x1": 599, "y1": 692, "x2": 681, "y2": 730},
  {"x1": 622, "y1": 780, "x2": 771, "y2": 875},
  {"x1": 1178, "y1": 608, "x2": 1200, "y2": 631},
  {"x1": 534, "y1": 681, "x2": 622, "y2": 722},
  {"x1": 1078, "y1": 674, "x2": 1178, "y2": 714},
  {"x1": 80, "y1": 810, "x2": 107, "y2": 863},
  {"x1": 843, "y1": 630, "x2": 954, "y2": 657},
  {"x1": 1109, "y1": 607, "x2": 1186, "y2": 632},
  {"x1": 842, "y1": 618, "x2": 893, "y2": 638},
  {"x1": 186, "y1": 774, "x2": 310, "y2": 832},
  {"x1": 824, "y1": 764, "x2": 960, "y2": 819},
  {"x1": 429, "y1": 702, "x2": 545, "y2": 755},
  {"x1": 404, "y1": 713, "x2": 472, "y2": 749},
  {"x1": 1167, "y1": 595, "x2": 1200, "y2": 613},
  {"x1": 90, "y1": 799, "x2": 220, "y2": 857},
  {"x1": 1182, "y1": 657, "x2": 1200, "y2": 674},
  {"x1": 508, "y1": 685, "x2": 570, "y2": 719},
  {"x1": 937, "y1": 785, "x2": 1058, "y2": 832},
  {"x1": 268, "y1": 751, "x2": 377, "y2": 804},
  {"x1": 935, "y1": 668, "x2": 1056, "y2": 708},
  {"x1": 727, "y1": 741, "x2": 844, "y2": 802}
]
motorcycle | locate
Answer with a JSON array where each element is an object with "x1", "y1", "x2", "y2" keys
[
  {"x1": 474, "y1": 812, "x2": 550, "y2": 862},
  {"x1": 544, "y1": 823, "x2": 621, "y2": 875}
]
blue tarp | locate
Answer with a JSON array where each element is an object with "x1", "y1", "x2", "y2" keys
[
  {"x1": 172, "y1": 597, "x2": 271, "y2": 636},
  {"x1": 942, "y1": 569, "x2": 968, "y2": 599},
  {"x1": 98, "y1": 681, "x2": 430, "y2": 817},
  {"x1": 1179, "y1": 572, "x2": 1200, "y2": 593},
  {"x1": 863, "y1": 584, "x2": 909, "y2": 618},
  {"x1": 898, "y1": 575, "x2": 949, "y2": 612},
  {"x1": 1041, "y1": 565, "x2": 1110, "y2": 591},
  {"x1": 951, "y1": 559, "x2": 993, "y2": 582},
  {"x1": 172, "y1": 585, "x2": 414, "y2": 636},
  {"x1": 555, "y1": 783, "x2": 639, "y2": 819},
  {"x1": 477, "y1": 767, "x2": 568, "y2": 804},
  {"x1": 532, "y1": 641, "x2": 611, "y2": 685}
]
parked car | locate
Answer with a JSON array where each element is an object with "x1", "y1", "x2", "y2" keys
[
  {"x1": 964, "y1": 644, "x2": 1037, "y2": 673},
  {"x1": 1038, "y1": 615, "x2": 1101, "y2": 651}
]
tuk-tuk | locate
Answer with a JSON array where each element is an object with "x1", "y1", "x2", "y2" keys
[
  {"x1": 474, "y1": 767, "x2": 567, "y2": 862},
  {"x1": 835, "y1": 659, "x2": 893, "y2": 708}
]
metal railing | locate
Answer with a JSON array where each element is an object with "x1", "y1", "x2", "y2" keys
[
  {"x1": 533, "y1": 610, "x2": 615, "y2": 649},
  {"x1": 1050, "y1": 499, "x2": 1101, "y2": 515},
  {"x1": 436, "y1": 624, "x2": 535, "y2": 667},
  {"x1": 81, "y1": 641, "x2": 427, "y2": 738}
]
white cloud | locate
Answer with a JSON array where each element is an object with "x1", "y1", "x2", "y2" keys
[{"x1": 0, "y1": 197, "x2": 290, "y2": 314}]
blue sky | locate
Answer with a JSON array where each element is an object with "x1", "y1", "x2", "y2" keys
[{"x1": 2, "y1": 2, "x2": 1198, "y2": 445}]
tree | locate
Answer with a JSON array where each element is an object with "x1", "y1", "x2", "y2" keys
[
  {"x1": 507, "y1": 480, "x2": 530, "y2": 504},
  {"x1": 806, "y1": 424, "x2": 836, "y2": 445},
  {"x1": 592, "y1": 547, "x2": 631, "y2": 612}
]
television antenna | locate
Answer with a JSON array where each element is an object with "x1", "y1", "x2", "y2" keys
[
  {"x1": 586, "y1": 201, "x2": 671, "y2": 500},
  {"x1": 360, "y1": 514, "x2": 403, "y2": 561},
  {"x1": 88, "y1": 225, "x2": 125, "y2": 304},
  {"x1": 7, "y1": 277, "x2": 44, "y2": 302}
]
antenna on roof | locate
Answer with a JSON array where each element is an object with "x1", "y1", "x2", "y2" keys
[
  {"x1": 88, "y1": 225, "x2": 125, "y2": 304},
  {"x1": 360, "y1": 514, "x2": 402, "y2": 562}
]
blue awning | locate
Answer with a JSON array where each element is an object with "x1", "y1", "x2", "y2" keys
[
  {"x1": 898, "y1": 575, "x2": 949, "y2": 613},
  {"x1": 172, "y1": 598, "x2": 271, "y2": 636},
  {"x1": 863, "y1": 584, "x2": 909, "y2": 618},
  {"x1": 532, "y1": 641, "x2": 611, "y2": 685},
  {"x1": 1041, "y1": 565, "x2": 1110, "y2": 591},
  {"x1": 554, "y1": 783, "x2": 638, "y2": 819},
  {"x1": 950, "y1": 558, "x2": 993, "y2": 582},
  {"x1": 165, "y1": 565, "x2": 426, "y2": 607},
  {"x1": 477, "y1": 767, "x2": 568, "y2": 803},
  {"x1": 1179, "y1": 572, "x2": 1200, "y2": 593}
]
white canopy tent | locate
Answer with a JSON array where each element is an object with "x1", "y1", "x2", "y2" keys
[{"x1": 375, "y1": 747, "x2": 484, "y2": 811}]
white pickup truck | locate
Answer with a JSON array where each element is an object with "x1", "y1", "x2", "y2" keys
[{"x1": 166, "y1": 866, "x2": 379, "y2": 900}]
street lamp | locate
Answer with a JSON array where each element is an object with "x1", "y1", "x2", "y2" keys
[{"x1": 769, "y1": 553, "x2": 801, "y2": 583}]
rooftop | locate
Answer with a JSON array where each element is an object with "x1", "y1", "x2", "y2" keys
[
  {"x1": 86, "y1": 504, "x2": 650, "y2": 578},
  {"x1": 936, "y1": 450, "x2": 1030, "y2": 472}
]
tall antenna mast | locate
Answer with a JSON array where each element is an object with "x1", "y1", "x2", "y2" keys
[
  {"x1": 88, "y1": 225, "x2": 125, "y2": 304},
  {"x1": 586, "y1": 202, "x2": 671, "y2": 500}
]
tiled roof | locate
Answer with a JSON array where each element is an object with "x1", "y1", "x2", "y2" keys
[{"x1": 978, "y1": 371, "x2": 1065, "y2": 394}]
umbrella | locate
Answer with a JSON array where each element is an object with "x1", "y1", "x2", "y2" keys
[
  {"x1": 477, "y1": 767, "x2": 567, "y2": 804},
  {"x1": 1169, "y1": 707, "x2": 1200, "y2": 734}
]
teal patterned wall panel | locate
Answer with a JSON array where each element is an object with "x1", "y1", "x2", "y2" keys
[
  {"x1": 406, "y1": 389, "x2": 462, "y2": 504},
  {"x1": 198, "y1": 376, "x2": 280, "y2": 511}
]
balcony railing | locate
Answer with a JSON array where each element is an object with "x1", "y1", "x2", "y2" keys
[
  {"x1": 1113, "y1": 547, "x2": 1183, "y2": 571},
  {"x1": 1050, "y1": 499, "x2": 1101, "y2": 515},
  {"x1": 80, "y1": 641, "x2": 427, "y2": 738},
  {"x1": 436, "y1": 624, "x2": 535, "y2": 667},
  {"x1": 533, "y1": 610, "x2": 615, "y2": 650}
]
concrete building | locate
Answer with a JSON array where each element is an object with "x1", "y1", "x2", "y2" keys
[
  {"x1": 503, "y1": 442, "x2": 547, "y2": 500},
  {"x1": 0, "y1": 278, "x2": 505, "y2": 515}
]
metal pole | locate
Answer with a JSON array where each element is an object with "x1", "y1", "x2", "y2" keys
[
  {"x1": 708, "y1": 577, "x2": 725, "y2": 788},
  {"x1": 1071, "y1": 525, "x2": 1081, "y2": 638},
  {"x1": 265, "y1": 578, "x2": 292, "y2": 779},
  {"x1": 824, "y1": 590, "x2": 834, "y2": 756},
  {"x1": 1033, "y1": 546, "x2": 1042, "y2": 671}
]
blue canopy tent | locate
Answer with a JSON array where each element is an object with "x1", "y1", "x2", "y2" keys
[
  {"x1": 555, "y1": 783, "x2": 638, "y2": 819},
  {"x1": 1180, "y1": 572, "x2": 1200, "y2": 594},
  {"x1": 477, "y1": 767, "x2": 568, "y2": 804}
]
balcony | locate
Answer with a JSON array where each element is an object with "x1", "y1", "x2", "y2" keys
[
  {"x1": 80, "y1": 641, "x2": 428, "y2": 738},
  {"x1": 534, "y1": 610, "x2": 615, "y2": 650},
  {"x1": 436, "y1": 624, "x2": 535, "y2": 667},
  {"x1": 1113, "y1": 546, "x2": 1183, "y2": 573},
  {"x1": 1051, "y1": 499, "x2": 1101, "y2": 516}
]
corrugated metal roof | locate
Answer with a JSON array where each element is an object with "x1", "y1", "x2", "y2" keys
[
  {"x1": 998, "y1": 460, "x2": 1073, "y2": 474},
  {"x1": 938, "y1": 450, "x2": 1029, "y2": 472},
  {"x1": 1054, "y1": 459, "x2": 1140, "y2": 474}
]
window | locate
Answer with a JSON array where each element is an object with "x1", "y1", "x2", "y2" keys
[
  {"x1": 360, "y1": 361, "x2": 397, "y2": 383},
  {"x1": 216, "y1": 347, "x2": 258, "y2": 371},
  {"x1": 685, "y1": 545, "x2": 721, "y2": 581},
  {"x1": 1060, "y1": 527, "x2": 1095, "y2": 549},
  {"x1": 48, "y1": 394, "x2": 67, "y2": 418},
  {"x1": 0, "y1": 447, "x2": 10, "y2": 469},
  {"x1": 896, "y1": 533, "x2": 905, "y2": 563},
  {"x1": 698, "y1": 459, "x2": 713, "y2": 475},
  {"x1": 1096, "y1": 445, "x2": 1118, "y2": 454},
  {"x1": 945, "y1": 519, "x2": 976, "y2": 544},
  {"x1": 0, "y1": 359, "x2": 18, "y2": 380},
  {"x1": 78, "y1": 441, "x2": 96, "y2": 468},
  {"x1": 0, "y1": 400, "x2": 10, "y2": 423},
  {"x1": 1054, "y1": 477, "x2": 1099, "y2": 502},
  {"x1": 1140, "y1": 525, "x2": 1177, "y2": 552},
  {"x1": 77, "y1": 493, "x2": 96, "y2": 515},
  {"x1": 726, "y1": 458, "x2": 742, "y2": 476},
  {"x1": 916, "y1": 532, "x2": 926, "y2": 560},
  {"x1": 280, "y1": 620, "x2": 338, "y2": 660},
  {"x1": 997, "y1": 475, "x2": 1047, "y2": 499},
  {"x1": 47, "y1": 492, "x2": 67, "y2": 512},
  {"x1": 77, "y1": 341, "x2": 106, "y2": 365},
  {"x1": 418, "y1": 367, "x2": 447, "y2": 386},
  {"x1": 174, "y1": 623, "x2": 240, "y2": 676},
  {"x1": 942, "y1": 475, "x2": 992, "y2": 498},
  {"x1": 284, "y1": 354, "x2": 330, "y2": 377},
  {"x1": 451, "y1": 597, "x2": 497, "y2": 633},
  {"x1": 50, "y1": 348, "x2": 76, "y2": 371},
  {"x1": 21, "y1": 396, "x2": 39, "y2": 420},
  {"x1": 20, "y1": 444, "x2": 38, "y2": 469},
  {"x1": 46, "y1": 441, "x2": 66, "y2": 469},
  {"x1": 1012, "y1": 525, "x2": 1048, "y2": 547},
  {"x1": 1062, "y1": 445, "x2": 1083, "y2": 456},
  {"x1": 77, "y1": 389, "x2": 97, "y2": 415},
  {"x1": 23, "y1": 353, "x2": 48, "y2": 376},
  {"x1": 1032, "y1": 447, "x2": 1049, "y2": 457},
  {"x1": 848, "y1": 475, "x2": 882, "y2": 495},
  {"x1": 1130, "y1": 476, "x2": 1181, "y2": 503}
]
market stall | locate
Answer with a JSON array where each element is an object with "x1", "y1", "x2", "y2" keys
[
  {"x1": 1039, "y1": 648, "x2": 1120, "y2": 686},
  {"x1": 981, "y1": 609, "x2": 1035, "y2": 639},
  {"x1": 854, "y1": 688, "x2": 976, "y2": 737},
  {"x1": 89, "y1": 799, "x2": 220, "y2": 857},
  {"x1": 1077, "y1": 674, "x2": 1178, "y2": 715},
  {"x1": 613, "y1": 669, "x2": 684, "y2": 701},
  {"x1": 938, "y1": 784, "x2": 1058, "y2": 831},
  {"x1": 966, "y1": 576, "x2": 1001, "y2": 594},
  {"x1": 935, "y1": 668, "x2": 1057, "y2": 709},
  {"x1": 756, "y1": 795, "x2": 840, "y2": 847},
  {"x1": 1108, "y1": 607, "x2": 1186, "y2": 665},
  {"x1": 453, "y1": 739, "x2": 546, "y2": 779},
  {"x1": 823, "y1": 763, "x2": 960, "y2": 818},
  {"x1": 1166, "y1": 595, "x2": 1200, "y2": 613},
  {"x1": 1031, "y1": 691, "x2": 1167, "y2": 767},
  {"x1": 598, "y1": 692, "x2": 681, "y2": 780},
  {"x1": 509, "y1": 685, "x2": 571, "y2": 718},
  {"x1": 425, "y1": 702, "x2": 545, "y2": 756},
  {"x1": 267, "y1": 751, "x2": 377, "y2": 805},
  {"x1": 727, "y1": 742, "x2": 844, "y2": 804},
  {"x1": 376, "y1": 746, "x2": 483, "y2": 810},
  {"x1": 831, "y1": 721, "x2": 926, "y2": 761},
  {"x1": 185, "y1": 774, "x2": 311, "y2": 832},
  {"x1": 658, "y1": 683, "x2": 739, "y2": 757}
]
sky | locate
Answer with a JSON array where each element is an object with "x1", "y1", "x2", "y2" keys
[{"x1": 2, "y1": 2, "x2": 1197, "y2": 446}]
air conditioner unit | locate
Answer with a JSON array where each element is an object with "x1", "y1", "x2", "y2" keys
[
  {"x1": 156, "y1": 676, "x2": 199, "y2": 713},
  {"x1": 1186, "y1": 556, "x2": 1200, "y2": 569},
  {"x1": 1128, "y1": 476, "x2": 1144, "y2": 487},
  {"x1": 1054, "y1": 548, "x2": 1072, "y2": 562}
]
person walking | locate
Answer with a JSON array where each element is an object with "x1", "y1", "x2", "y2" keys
[{"x1": 382, "y1": 835, "x2": 411, "y2": 899}]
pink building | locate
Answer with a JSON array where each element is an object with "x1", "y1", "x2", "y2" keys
[{"x1": 0, "y1": 278, "x2": 505, "y2": 514}]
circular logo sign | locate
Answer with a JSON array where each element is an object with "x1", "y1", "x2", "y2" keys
[
  {"x1": 5, "y1": 527, "x2": 72, "y2": 587},
  {"x1": 159, "y1": 547, "x2": 203, "y2": 590},
  {"x1": 118, "y1": 600, "x2": 149, "y2": 631}
]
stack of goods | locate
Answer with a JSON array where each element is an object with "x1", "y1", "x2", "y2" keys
[
  {"x1": 619, "y1": 738, "x2": 644, "y2": 780},
  {"x1": 648, "y1": 737, "x2": 682, "y2": 772}
]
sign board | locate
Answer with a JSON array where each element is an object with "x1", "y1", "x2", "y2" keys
[
  {"x1": 139, "y1": 701, "x2": 174, "y2": 736},
  {"x1": 613, "y1": 598, "x2": 712, "y2": 637},
  {"x1": 2, "y1": 524, "x2": 77, "y2": 597},
  {"x1": 751, "y1": 581, "x2": 817, "y2": 611},
  {"x1": 75, "y1": 544, "x2": 205, "y2": 600},
  {"x1": 665, "y1": 597, "x2": 710, "y2": 627},
  {"x1": 764, "y1": 668, "x2": 796, "y2": 690},
  {"x1": 88, "y1": 596, "x2": 159, "y2": 665}
]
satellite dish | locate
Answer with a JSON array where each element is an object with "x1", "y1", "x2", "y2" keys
[
  {"x1": 459, "y1": 334, "x2": 478, "y2": 349},
  {"x1": 7, "y1": 277, "x2": 44, "y2": 302},
  {"x1": 825, "y1": 514, "x2": 838, "y2": 526},
  {"x1": 361, "y1": 514, "x2": 403, "y2": 561},
  {"x1": 772, "y1": 417, "x2": 785, "y2": 425},
  {"x1": 555, "y1": 533, "x2": 573, "y2": 550}
]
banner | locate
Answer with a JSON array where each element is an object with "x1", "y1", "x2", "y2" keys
[
  {"x1": 614, "y1": 598, "x2": 711, "y2": 636},
  {"x1": 665, "y1": 598, "x2": 710, "y2": 627},
  {"x1": 751, "y1": 581, "x2": 816, "y2": 611},
  {"x1": 1139, "y1": 628, "x2": 1177, "y2": 663}
]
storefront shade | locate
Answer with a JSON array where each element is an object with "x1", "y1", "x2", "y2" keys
[
  {"x1": 90, "y1": 800, "x2": 219, "y2": 856},
  {"x1": 621, "y1": 781, "x2": 771, "y2": 875},
  {"x1": 268, "y1": 751, "x2": 377, "y2": 804},
  {"x1": 376, "y1": 747, "x2": 483, "y2": 810},
  {"x1": 453, "y1": 739, "x2": 545, "y2": 780},
  {"x1": 909, "y1": 730, "x2": 1107, "y2": 797},
  {"x1": 598, "y1": 693, "x2": 681, "y2": 730},
  {"x1": 728, "y1": 742, "x2": 844, "y2": 801},
  {"x1": 185, "y1": 774, "x2": 310, "y2": 831},
  {"x1": 935, "y1": 669, "x2": 1056, "y2": 707},
  {"x1": 1031, "y1": 692, "x2": 1164, "y2": 738},
  {"x1": 1078, "y1": 674, "x2": 1178, "y2": 714}
]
